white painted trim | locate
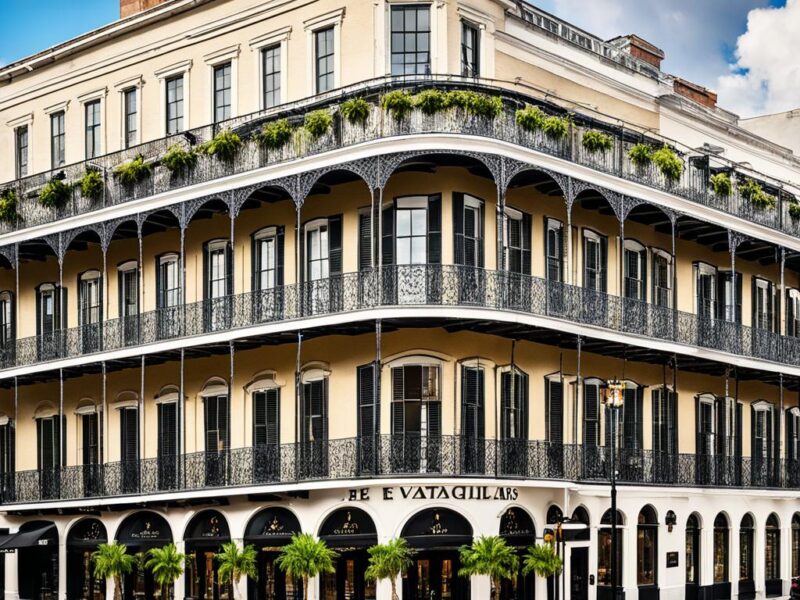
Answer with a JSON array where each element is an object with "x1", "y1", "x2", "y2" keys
[
  {"x1": 113, "y1": 75, "x2": 144, "y2": 90},
  {"x1": 77, "y1": 88, "x2": 108, "y2": 104},
  {"x1": 154, "y1": 60, "x2": 193, "y2": 80},
  {"x1": 118, "y1": 86, "x2": 142, "y2": 149},
  {"x1": 206, "y1": 48, "x2": 239, "y2": 121},
  {"x1": 6, "y1": 113, "x2": 33, "y2": 128},
  {"x1": 249, "y1": 26, "x2": 291, "y2": 110},
  {"x1": 43, "y1": 100, "x2": 69, "y2": 115},
  {"x1": 156, "y1": 62, "x2": 192, "y2": 136},
  {"x1": 396, "y1": 196, "x2": 428, "y2": 209},
  {"x1": 203, "y1": 44, "x2": 241, "y2": 65},
  {"x1": 305, "y1": 8, "x2": 344, "y2": 95}
]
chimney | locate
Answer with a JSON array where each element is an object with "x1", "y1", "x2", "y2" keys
[
  {"x1": 120, "y1": 0, "x2": 169, "y2": 18},
  {"x1": 673, "y1": 78, "x2": 718, "y2": 109},
  {"x1": 609, "y1": 34, "x2": 665, "y2": 70}
]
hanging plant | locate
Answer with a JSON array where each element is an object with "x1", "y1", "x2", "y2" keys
[
  {"x1": 0, "y1": 189, "x2": 20, "y2": 224},
  {"x1": 581, "y1": 130, "x2": 614, "y2": 154},
  {"x1": 739, "y1": 178, "x2": 776, "y2": 209},
  {"x1": 789, "y1": 199, "x2": 800, "y2": 221},
  {"x1": 515, "y1": 106, "x2": 546, "y2": 133},
  {"x1": 79, "y1": 170, "x2": 104, "y2": 200},
  {"x1": 340, "y1": 98, "x2": 370, "y2": 125},
  {"x1": 542, "y1": 115, "x2": 570, "y2": 140},
  {"x1": 414, "y1": 89, "x2": 447, "y2": 116},
  {"x1": 628, "y1": 143, "x2": 653, "y2": 168},
  {"x1": 304, "y1": 109, "x2": 333, "y2": 139},
  {"x1": 652, "y1": 145, "x2": 684, "y2": 183},
  {"x1": 381, "y1": 90, "x2": 414, "y2": 121},
  {"x1": 257, "y1": 119, "x2": 294, "y2": 150},
  {"x1": 160, "y1": 144, "x2": 198, "y2": 172},
  {"x1": 443, "y1": 90, "x2": 503, "y2": 119},
  {"x1": 709, "y1": 172, "x2": 732, "y2": 197},
  {"x1": 199, "y1": 130, "x2": 242, "y2": 162},
  {"x1": 114, "y1": 155, "x2": 151, "y2": 186},
  {"x1": 39, "y1": 178, "x2": 72, "y2": 208}
]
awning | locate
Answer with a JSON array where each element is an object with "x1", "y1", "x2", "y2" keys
[{"x1": 1, "y1": 524, "x2": 57, "y2": 550}]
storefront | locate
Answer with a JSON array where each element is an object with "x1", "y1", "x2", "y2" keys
[
  {"x1": 498, "y1": 507, "x2": 535, "y2": 600},
  {"x1": 6, "y1": 520, "x2": 59, "y2": 600},
  {"x1": 67, "y1": 519, "x2": 107, "y2": 600},
  {"x1": 184, "y1": 510, "x2": 231, "y2": 600},
  {"x1": 318, "y1": 508, "x2": 377, "y2": 600},
  {"x1": 401, "y1": 508, "x2": 472, "y2": 600},
  {"x1": 244, "y1": 507, "x2": 302, "y2": 600},
  {"x1": 115, "y1": 511, "x2": 173, "y2": 600}
]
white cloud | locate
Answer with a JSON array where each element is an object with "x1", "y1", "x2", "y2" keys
[{"x1": 716, "y1": 0, "x2": 800, "y2": 116}]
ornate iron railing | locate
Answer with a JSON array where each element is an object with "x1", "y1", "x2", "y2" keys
[
  {"x1": 0, "y1": 76, "x2": 799, "y2": 241},
  {"x1": 1, "y1": 265, "x2": 797, "y2": 372},
  {"x1": 1, "y1": 436, "x2": 795, "y2": 504}
]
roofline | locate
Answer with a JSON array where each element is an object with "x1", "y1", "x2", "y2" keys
[{"x1": 0, "y1": 0, "x2": 215, "y2": 83}]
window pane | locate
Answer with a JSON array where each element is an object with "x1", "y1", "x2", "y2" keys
[
  {"x1": 213, "y1": 63, "x2": 232, "y2": 122},
  {"x1": 390, "y1": 6, "x2": 431, "y2": 76}
]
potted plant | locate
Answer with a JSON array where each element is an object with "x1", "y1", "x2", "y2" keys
[
  {"x1": 582, "y1": 130, "x2": 614, "y2": 154},
  {"x1": 364, "y1": 538, "x2": 414, "y2": 600},
  {"x1": 467, "y1": 94, "x2": 504, "y2": 119},
  {"x1": 652, "y1": 145, "x2": 684, "y2": 183},
  {"x1": 515, "y1": 106, "x2": 546, "y2": 133},
  {"x1": 304, "y1": 109, "x2": 333, "y2": 139},
  {"x1": 146, "y1": 544, "x2": 184, "y2": 600},
  {"x1": 160, "y1": 144, "x2": 198, "y2": 173},
  {"x1": 709, "y1": 172, "x2": 732, "y2": 197},
  {"x1": 0, "y1": 189, "x2": 20, "y2": 224},
  {"x1": 522, "y1": 543, "x2": 563, "y2": 600},
  {"x1": 381, "y1": 90, "x2": 414, "y2": 121},
  {"x1": 79, "y1": 170, "x2": 104, "y2": 200},
  {"x1": 414, "y1": 89, "x2": 447, "y2": 116},
  {"x1": 200, "y1": 130, "x2": 242, "y2": 162},
  {"x1": 340, "y1": 98, "x2": 371, "y2": 125},
  {"x1": 114, "y1": 155, "x2": 151, "y2": 187},
  {"x1": 216, "y1": 542, "x2": 258, "y2": 600},
  {"x1": 39, "y1": 178, "x2": 72, "y2": 208},
  {"x1": 739, "y1": 178, "x2": 776, "y2": 209},
  {"x1": 458, "y1": 536, "x2": 519, "y2": 600},
  {"x1": 92, "y1": 542, "x2": 135, "y2": 600},
  {"x1": 789, "y1": 198, "x2": 800, "y2": 221},
  {"x1": 275, "y1": 533, "x2": 338, "y2": 600},
  {"x1": 542, "y1": 115, "x2": 570, "y2": 140},
  {"x1": 628, "y1": 143, "x2": 653, "y2": 169},
  {"x1": 257, "y1": 119, "x2": 294, "y2": 150}
]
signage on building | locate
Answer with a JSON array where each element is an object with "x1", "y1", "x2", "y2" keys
[
  {"x1": 666, "y1": 552, "x2": 679, "y2": 568},
  {"x1": 347, "y1": 485, "x2": 518, "y2": 502},
  {"x1": 131, "y1": 521, "x2": 161, "y2": 540}
]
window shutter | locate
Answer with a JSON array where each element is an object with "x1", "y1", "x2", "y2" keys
[
  {"x1": 501, "y1": 371, "x2": 511, "y2": 439},
  {"x1": 787, "y1": 411, "x2": 795, "y2": 460},
  {"x1": 298, "y1": 224, "x2": 306, "y2": 285},
  {"x1": 202, "y1": 242, "x2": 210, "y2": 301},
  {"x1": 787, "y1": 291, "x2": 795, "y2": 336},
  {"x1": 205, "y1": 396, "x2": 217, "y2": 452},
  {"x1": 736, "y1": 274, "x2": 743, "y2": 324},
  {"x1": 121, "y1": 408, "x2": 138, "y2": 463},
  {"x1": 357, "y1": 363, "x2": 378, "y2": 439},
  {"x1": 391, "y1": 367, "x2": 404, "y2": 435},
  {"x1": 715, "y1": 397, "x2": 726, "y2": 456},
  {"x1": 158, "y1": 403, "x2": 177, "y2": 458},
  {"x1": 253, "y1": 389, "x2": 279, "y2": 447},
  {"x1": 427, "y1": 195, "x2": 441, "y2": 264},
  {"x1": 773, "y1": 405, "x2": 780, "y2": 467},
  {"x1": 751, "y1": 405, "x2": 761, "y2": 464},
  {"x1": 623, "y1": 386, "x2": 640, "y2": 449},
  {"x1": 519, "y1": 371, "x2": 529, "y2": 441},
  {"x1": 547, "y1": 377, "x2": 563, "y2": 444},
  {"x1": 328, "y1": 215, "x2": 343, "y2": 276},
  {"x1": 220, "y1": 395, "x2": 230, "y2": 450},
  {"x1": 453, "y1": 193, "x2": 465, "y2": 266},
  {"x1": 478, "y1": 201, "x2": 485, "y2": 268},
  {"x1": 584, "y1": 382, "x2": 599, "y2": 447},
  {"x1": 382, "y1": 204, "x2": 394, "y2": 266},
  {"x1": 522, "y1": 212, "x2": 532, "y2": 275},
  {"x1": 58, "y1": 286, "x2": 67, "y2": 330},
  {"x1": 695, "y1": 396, "x2": 701, "y2": 454},
  {"x1": 600, "y1": 236, "x2": 608, "y2": 293},
  {"x1": 358, "y1": 211, "x2": 372, "y2": 271},
  {"x1": 226, "y1": 241, "x2": 233, "y2": 296},
  {"x1": 276, "y1": 227, "x2": 285, "y2": 286},
  {"x1": 669, "y1": 390, "x2": 678, "y2": 455},
  {"x1": 736, "y1": 403, "x2": 742, "y2": 459},
  {"x1": 460, "y1": 367, "x2": 484, "y2": 440},
  {"x1": 425, "y1": 366, "x2": 442, "y2": 437}
]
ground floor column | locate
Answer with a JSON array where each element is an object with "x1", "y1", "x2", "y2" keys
[
  {"x1": 174, "y1": 541, "x2": 186, "y2": 600},
  {"x1": 471, "y1": 575, "x2": 490, "y2": 599},
  {"x1": 4, "y1": 549, "x2": 18, "y2": 600},
  {"x1": 57, "y1": 540, "x2": 66, "y2": 600}
]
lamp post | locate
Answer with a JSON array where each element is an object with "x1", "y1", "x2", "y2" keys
[{"x1": 604, "y1": 378, "x2": 624, "y2": 600}]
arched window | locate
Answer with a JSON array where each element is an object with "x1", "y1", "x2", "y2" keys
[
  {"x1": 546, "y1": 505, "x2": 563, "y2": 525},
  {"x1": 739, "y1": 514, "x2": 754, "y2": 583},
  {"x1": 598, "y1": 509, "x2": 624, "y2": 589},
  {"x1": 686, "y1": 514, "x2": 700, "y2": 585},
  {"x1": 765, "y1": 514, "x2": 781, "y2": 593},
  {"x1": 793, "y1": 514, "x2": 800, "y2": 579},
  {"x1": 637, "y1": 506, "x2": 658, "y2": 587},
  {"x1": 714, "y1": 513, "x2": 730, "y2": 584}
]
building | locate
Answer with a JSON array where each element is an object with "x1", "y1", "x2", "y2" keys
[{"x1": 0, "y1": 0, "x2": 800, "y2": 599}]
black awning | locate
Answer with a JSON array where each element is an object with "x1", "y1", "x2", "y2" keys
[
  {"x1": 320, "y1": 533, "x2": 378, "y2": 549},
  {"x1": 1, "y1": 524, "x2": 57, "y2": 549}
]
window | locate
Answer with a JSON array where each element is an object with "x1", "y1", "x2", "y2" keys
[
  {"x1": 396, "y1": 200, "x2": 427, "y2": 265},
  {"x1": 119, "y1": 405, "x2": 139, "y2": 492},
  {"x1": 157, "y1": 399, "x2": 177, "y2": 489},
  {"x1": 714, "y1": 513, "x2": 729, "y2": 583},
  {"x1": 461, "y1": 365, "x2": 485, "y2": 473},
  {"x1": 637, "y1": 507, "x2": 658, "y2": 587},
  {"x1": 305, "y1": 220, "x2": 329, "y2": 280},
  {"x1": 166, "y1": 75, "x2": 184, "y2": 134},
  {"x1": 253, "y1": 387, "x2": 279, "y2": 448},
  {"x1": 314, "y1": 27, "x2": 335, "y2": 93},
  {"x1": 501, "y1": 369, "x2": 528, "y2": 441},
  {"x1": 51, "y1": 111, "x2": 65, "y2": 168},
  {"x1": 157, "y1": 254, "x2": 181, "y2": 308},
  {"x1": 739, "y1": 514, "x2": 754, "y2": 582},
  {"x1": 503, "y1": 207, "x2": 531, "y2": 275},
  {"x1": 205, "y1": 240, "x2": 230, "y2": 300},
  {"x1": 253, "y1": 227, "x2": 281, "y2": 290},
  {"x1": 119, "y1": 262, "x2": 138, "y2": 319},
  {"x1": 583, "y1": 230, "x2": 607, "y2": 292},
  {"x1": 583, "y1": 378, "x2": 603, "y2": 449},
  {"x1": 546, "y1": 218, "x2": 564, "y2": 282},
  {"x1": 0, "y1": 419, "x2": 14, "y2": 488},
  {"x1": 357, "y1": 363, "x2": 379, "y2": 473},
  {"x1": 79, "y1": 271, "x2": 101, "y2": 328},
  {"x1": 765, "y1": 514, "x2": 780, "y2": 584},
  {"x1": 85, "y1": 100, "x2": 101, "y2": 159},
  {"x1": 788, "y1": 408, "x2": 800, "y2": 462},
  {"x1": 652, "y1": 250, "x2": 671, "y2": 308},
  {"x1": 390, "y1": 363, "x2": 442, "y2": 472},
  {"x1": 262, "y1": 45, "x2": 281, "y2": 108},
  {"x1": 617, "y1": 381, "x2": 644, "y2": 451},
  {"x1": 752, "y1": 277, "x2": 775, "y2": 332},
  {"x1": 696, "y1": 395, "x2": 715, "y2": 456},
  {"x1": 598, "y1": 509, "x2": 624, "y2": 587},
  {"x1": 793, "y1": 514, "x2": 800, "y2": 578},
  {"x1": 454, "y1": 194, "x2": 483, "y2": 268},
  {"x1": 301, "y1": 372, "x2": 329, "y2": 477},
  {"x1": 623, "y1": 240, "x2": 646, "y2": 301},
  {"x1": 652, "y1": 387, "x2": 676, "y2": 456},
  {"x1": 545, "y1": 374, "x2": 563, "y2": 444},
  {"x1": 695, "y1": 262, "x2": 717, "y2": 319},
  {"x1": 204, "y1": 393, "x2": 229, "y2": 452},
  {"x1": 788, "y1": 289, "x2": 800, "y2": 337},
  {"x1": 686, "y1": 514, "x2": 700, "y2": 585},
  {"x1": 213, "y1": 62, "x2": 232, "y2": 122},
  {"x1": 15, "y1": 126, "x2": 28, "y2": 178},
  {"x1": 0, "y1": 292, "x2": 14, "y2": 349},
  {"x1": 390, "y1": 5, "x2": 430, "y2": 75},
  {"x1": 123, "y1": 88, "x2": 138, "y2": 148},
  {"x1": 461, "y1": 21, "x2": 480, "y2": 77},
  {"x1": 719, "y1": 271, "x2": 742, "y2": 323}
]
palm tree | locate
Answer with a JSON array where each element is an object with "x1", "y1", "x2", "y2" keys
[
  {"x1": 92, "y1": 542, "x2": 135, "y2": 600},
  {"x1": 146, "y1": 544, "x2": 185, "y2": 600},
  {"x1": 364, "y1": 538, "x2": 414, "y2": 600},
  {"x1": 275, "y1": 533, "x2": 338, "y2": 600},
  {"x1": 523, "y1": 543, "x2": 563, "y2": 600},
  {"x1": 216, "y1": 542, "x2": 258, "y2": 600},
  {"x1": 133, "y1": 552, "x2": 148, "y2": 597},
  {"x1": 458, "y1": 535, "x2": 519, "y2": 600}
]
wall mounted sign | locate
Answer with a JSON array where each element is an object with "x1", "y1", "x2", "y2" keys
[
  {"x1": 347, "y1": 485, "x2": 518, "y2": 502},
  {"x1": 667, "y1": 552, "x2": 679, "y2": 568}
]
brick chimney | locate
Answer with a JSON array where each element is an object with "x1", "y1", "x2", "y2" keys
[
  {"x1": 608, "y1": 34, "x2": 665, "y2": 70},
  {"x1": 673, "y1": 78, "x2": 718, "y2": 109},
  {"x1": 120, "y1": 0, "x2": 170, "y2": 18}
]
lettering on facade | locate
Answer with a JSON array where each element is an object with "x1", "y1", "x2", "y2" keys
[
  {"x1": 350, "y1": 485, "x2": 519, "y2": 501},
  {"x1": 500, "y1": 508, "x2": 532, "y2": 536},
  {"x1": 332, "y1": 511, "x2": 360, "y2": 536},
  {"x1": 429, "y1": 512, "x2": 448, "y2": 535},
  {"x1": 131, "y1": 521, "x2": 161, "y2": 540},
  {"x1": 261, "y1": 516, "x2": 285, "y2": 536},
  {"x1": 200, "y1": 515, "x2": 221, "y2": 538}
]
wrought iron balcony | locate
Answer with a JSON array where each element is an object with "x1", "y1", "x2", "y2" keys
[
  {"x1": 0, "y1": 265, "x2": 796, "y2": 372},
  {"x1": 0, "y1": 436, "x2": 794, "y2": 505},
  {"x1": 0, "y1": 76, "x2": 798, "y2": 241}
]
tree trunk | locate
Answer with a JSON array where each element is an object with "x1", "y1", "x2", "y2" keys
[
  {"x1": 391, "y1": 578, "x2": 398, "y2": 600},
  {"x1": 303, "y1": 576, "x2": 309, "y2": 600},
  {"x1": 114, "y1": 576, "x2": 122, "y2": 600},
  {"x1": 493, "y1": 576, "x2": 500, "y2": 600}
]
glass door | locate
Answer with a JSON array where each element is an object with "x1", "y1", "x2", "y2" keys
[
  {"x1": 79, "y1": 272, "x2": 101, "y2": 353},
  {"x1": 205, "y1": 241, "x2": 230, "y2": 332},
  {"x1": 157, "y1": 255, "x2": 181, "y2": 339},
  {"x1": 119, "y1": 263, "x2": 138, "y2": 345},
  {"x1": 305, "y1": 221, "x2": 330, "y2": 315},
  {"x1": 396, "y1": 202, "x2": 427, "y2": 305}
]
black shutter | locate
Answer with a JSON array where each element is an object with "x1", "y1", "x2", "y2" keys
[
  {"x1": 520, "y1": 371, "x2": 529, "y2": 441},
  {"x1": 736, "y1": 274, "x2": 743, "y2": 324},
  {"x1": 226, "y1": 241, "x2": 233, "y2": 296},
  {"x1": 427, "y1": 195, "x2": 441, "y2": 264},
  {"x1": 695, "y1": 396, "x2": 701, "y2": 454},
  {"x1": 391, "y1": 367, "x2": 404, "y2": 435},
  {"x1": 751, "y1": 405, "x2": 760, "y2": 465},
  {"x1": 787, "y1": 291, "x2": 795, "y2": 336},
  {"x1": 522, "y1": 212, "x2": 532, "y2": 276},
  {"x1": 121, "y1": 408, "x2": 138, "y2": 463},
  {"x1": 600, "y1": 236, "x2": 608, "y2": 293},
  {"x1": 58, "y1": 286, "x2": 68, "y2": 330},
  {"x1": 155, "y1": 257, "x2": 163, "y2": 309},
  {"x1": 382, "y1": 203, "x2": 394, "y2": 266},
  {"x1": 715, "y1": 397, "x2": 726, "y2": 456},
  {"x1": 357, "y1": 363, "x2": 378, "y2": 440},
  {"x1": 736, "y1": 402, "x2": 742, "y2": 459},
  {"x1": 253, "y1": 389, "x2": 279, "y2": 447},
  {"x1": 773, "y1": 405, "x2": 780, "y2": 468},
  {"x1": 202, "y1": 242, "x2": 210, "y2": 301},
  {"x1": 358, "y1": 211, "x2": 372, "y2": 271},
  {"x1": 453, "y1": 193, "x2": 464, "y2": 266},
  {"x1": 461, "y1": 367, "x2": 484, "y2": 441},
  {"x1": 276, "y1": 227, "x2": 285, "y2": 286},
  {"x1": 425, "y1": 366, "x2": 441, "y2": 437},
  {"x1": 478, "y1": 200, "x2": 485, "y2": 268},
  {"x1": 584, "y1": 382, "x2": 599, "y2": 448},
  {"x1": 546, "y1": 377, "x2": 563, "y2": 444},
  {"x1": 501, "y1": 371, "x2": 511, "y2": 439},
  {"x1": 158, "y1": 403, "x2": 177, "y2": 458},
  {"x1": 669, "y1": 391, "x2": 678, "y2": 455},
  {"x1": 328, "y1": 215, "x2": 343, "y2": 276}
]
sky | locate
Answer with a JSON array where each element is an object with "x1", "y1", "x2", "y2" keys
[{"x1": 0, "y1": 0, "x2": 797, "y2": 118}]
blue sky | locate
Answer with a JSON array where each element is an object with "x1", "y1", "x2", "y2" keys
[{"x1": 0, "y1": 0, "x2": 795, "y2": 116}]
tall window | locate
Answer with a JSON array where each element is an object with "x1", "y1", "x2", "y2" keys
[
  {"x1": 695, "y1": 262, "x2": 717, "y2": 319},
  {"x1": 0, "y1": 291, "x2": 14, "y2": 350},
  {"x1": 637, "y1": 507, "x2": 658, "y2": 587},
  {"x1": 461, "y1": 21, "x2": 480, "y2": 77},
  {"x1": 583, "y1": 230, "x2": 607, "y2": 292},
  {"x1": 501, "y1": 369, "x2": 528, "y2": 441},
  {"x1": 652, "y1": 387, "x2": 676, "y2": 455},
  {"x1": 503, "y1": 207, "x2": 531, "y2": 275},
  {"x1": 793, "y1": 514, "x2": 800, "y2": 578},
  {"x1": 124, "y1": 88, "x2": 138, "y2": 148},
  {"x1": 714, "y1": 513, "x2": 729, "y2": 583},
  {"x1": 253, "y1": 227, "x2": 281, "y2": 290},
  {"x1": 166, "y1": 75, "x2": 184, "y2": 134},
  {"x1": 262, "y1": 45, "x2": 281, "y2": 108},
  {"x1": 545, "y1": 374, "x2": 563, "y2": 445},
  {"x1": 739, "y1": 514, "x2": 754, "y2": 582},
  {"x1": 157, "y1": 399, "x2": 177, "y2": 489},
  {"x1": 623, "y1": 240, "x2": 646, "y2": 301},
  {"x1": 0, "y1": 419, "x2": 14, "y2": 491},
  {"x1": 213, "y1": 62, "x2": 232, "y2": 122},
  {"x1": 205, "y1": 240, "x2": 230, "y2": 301},
  {"x1": 79, "y1": 271, "x2": 101, "y2": 328},
  {"x1": 752, "y1": 277, "x2": 775, "y2": 331},
  {"x1": 719, "y1": 271, "x2": 741, "y2": 323},
  {"x1": 301, "y1": 373, "x2": 329, "y2": 477},
  {"x1": 598, "y1": 509, "x2": 624, "y2": 588},
  {"x1": 652, "y1": 250, "x2": 671, "y2": 308},
  {"x1": 118, "y1": 262, "x2": 138, "y2": 319},
  {"x1": 253, "y1": 388, "x2": 279, "y2": 449},
  {"x1": 51, "y1": 111, "x2": 65, "y2": 168},
  {"x1": 204, "y1": 393, "x2": 229, "y2": 453},
  {"x1": 461, "y1": 365, "x2": 485, "y2": 473},
  {"x1": 788, "y1": 289, "x2": 800, "y2": 337},
  {"x1": 390, "y1": 364, "x2": 441, "y2": 472},
  {"x1": 396, "y1": 201, "x2": 427, "y2": 265},
  {"x1": 765, "y1": 514, "x2": 780, "y2": 584},
  {"x1": 390, "y1": 5, "x2": 430, "y2": 75},
  {"x1": 157, "y1": 254, "x2": 181, "y2": 308},
  {"x1": 546, "y1": 218, "x2": 564, "y2": 283},
  {"x1": 314, "y1": 27, "x2": 335, "y2": 93},
  {"x1": 85, "y1": 100, "x2": 101, "y2": 159},
  {"x1": 305, "y1": 220, "x2": 329, "y2": 281},
  {"x1": 15, "y1": 126, "x2": 28, "y2": 178},
  {"x1": 686, "y1": 514, "x2": 700, "y2": 585}
]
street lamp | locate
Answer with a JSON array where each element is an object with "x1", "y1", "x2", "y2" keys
[{"x1": 603, "y1": 378, "x2": 624, "y2": 600}]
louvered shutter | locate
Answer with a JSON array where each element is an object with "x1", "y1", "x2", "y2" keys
[
  {"x1": 202, "y1": 242, "x2": 210, "y2": 301},
  {"x1": 752, "y1": 405, "x2": 761, "y2": 466},
  {"x1": 599, "y1": 236, "x2": 608, "y2": 293},
  {"x1": 521, "y1": 212, "x2": 532, "y2": 275},
  {"x1": 773, "y1": 405, "x2": 780, "y2": 471},
  {"x1": 158, "y1": 403, "x2": 177, "y2": 458},
  {"x1": 461, "y1": 367, "x2": 484, "y2": 440},
  {"x1": 382, "y1": 204, "x2": 395, "y2": 266},
  {"x1": 695, "y1": 397, "x2": 701, "y2": 454},
  {"x1": 736, "y1": 402, "x2": 743, "y2": 459},
  {"x1": 736, "y1": 274, "x2": 743, "y2": 324},
  {"x1": 427, "y1": 195, "x2": 441, "y2": 264},
  {"x1": 622, "y1": 386, "x2": 643, "y2": 449},
  {"x1": 121, "y1": 408, "x2": 138, "y2": 463},
  {"x1": 584, "y1": 383, "x2": 599, "y2": 447},
  {"x1": 715, "y1": 397, "x2": 726, "y2": 456},
  {"x1": 787, "y1": 411, "x2": 796, "y2": 460},
  {"x1": 391, "y1": 367, "x2": 404, "y2": 435},
  {"x1": 425, "y1": 366, "x2": 442, "y2": 437},
  {"x1": 220, "y1": 395, "x2": 230, "y2": 450},
  {"x1": 453, "y1": 193, "x2": 465, "y2": 266},
  {"x1": 276, "y1": 227, "x2": 285, "y2": 286},
  {"x1": 519, "y1": 372, "x2": 529, "y2": 441},
  {"x1": 226, "y1": 241, "x2": 233, "y2": 296},
  {"x1": 669, "y1": 390, "x2": 678, "y2": 455},
  {"x1": 501, "y1": 371, "x2": 511, "y2": 438},
  {"x1": 358, "y1": 211, "x2": 372, "y2": 271},
  {"x1": 357, "y1": 363, "x2": 378, "y2": 440},
  {"x1": 253, "y1": 390, "x2": 279, "y2": 447},
  {"x1": 328, "y1": 215, "x2": 343, "y2": 276},
  {"x1": 546, "y1": 378, "x2": 563, "y2": 444}
]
